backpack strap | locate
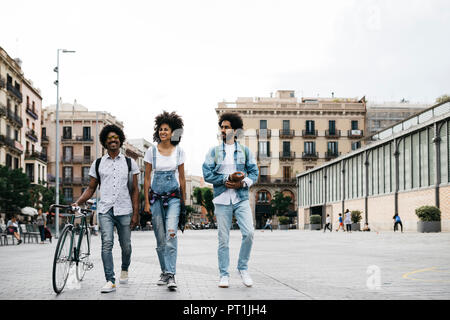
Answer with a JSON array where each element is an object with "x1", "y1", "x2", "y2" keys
[
  {"x1": 95, "y1": 157, "x2": 102, "y2": 185},
  {"x1": 126, "y1": 156, "x2": 131, "y2": 172}
]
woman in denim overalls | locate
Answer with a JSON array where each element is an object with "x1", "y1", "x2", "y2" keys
[{"x1": 143, "y1": 111, "x2": 185, "y2": 290}]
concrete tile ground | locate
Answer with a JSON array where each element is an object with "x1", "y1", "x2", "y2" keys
[{"x1": 1, "y1": 229, "x2": 449, "y2": 300}]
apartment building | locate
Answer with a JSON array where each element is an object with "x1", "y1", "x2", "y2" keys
[
  {"x1": 0, "y1": 47, "x2": 24, "y2": 170},
  {"x1": 42, "y1": 102, "x2": 124, "y2": 203},
  {"x1": 127, "y1": 138, "x2": 152, "y2": 186},
  {"x1": 216, "y1": 90, "x2": 366, "y2": 228}
]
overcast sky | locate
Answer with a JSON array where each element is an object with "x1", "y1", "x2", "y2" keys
[{"x1": 2, "y1": 0, "x2": 449, "y2": 176}]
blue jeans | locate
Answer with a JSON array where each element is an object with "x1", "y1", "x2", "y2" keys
[
  {"x1": 98, "y1": 207, "x2": 132, "y2": 284},
  {"x1": 215, "y1": 200, "x2": 254, "y2": 277},
  {"x1": 151, "y1": 197, "x2": 180, "y2": 275}
]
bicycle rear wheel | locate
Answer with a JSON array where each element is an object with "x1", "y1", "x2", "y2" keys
[
  {"x1": 52, "y1": 226, "x2": 73, "y2": 294},
  {"x1": 76, "y1": 227, "x2": 91, "y2": 281}
]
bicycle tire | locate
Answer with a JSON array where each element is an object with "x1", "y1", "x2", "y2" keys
[
  {"x1": 76, "y1": 227, "x2": 91, "y2": 281},
  {"x1": 52, "y1": 225, "x2": 73, "y2": 294}
]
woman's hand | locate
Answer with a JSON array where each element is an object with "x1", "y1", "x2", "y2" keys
[{"x1": 144, "y1": 201, "x2": 151, "y2": 214}]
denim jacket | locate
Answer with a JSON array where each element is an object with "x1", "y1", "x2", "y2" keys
[{"x1": 202, "y1": 141, "x2": 259, "y2": 202}]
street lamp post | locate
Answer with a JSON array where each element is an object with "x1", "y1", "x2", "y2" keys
[{"x1": 54, "y1": 49, "x2": 75, "y2": 239}]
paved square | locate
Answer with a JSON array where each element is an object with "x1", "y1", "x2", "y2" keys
[{"x1": 1, "y1": 229, "x2": 449, "y2": 300}]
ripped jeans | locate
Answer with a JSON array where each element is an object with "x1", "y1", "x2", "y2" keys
[{"x1": 151, "y1": 197, "x2": 180, "y2": 275}]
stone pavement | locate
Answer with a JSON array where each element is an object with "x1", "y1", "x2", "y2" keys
[{"x1": 1, "y1": 229, "x2": 450, "y2": 300}]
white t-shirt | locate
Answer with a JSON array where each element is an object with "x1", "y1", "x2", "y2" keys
[{"x1": 144, "y1": 145, "x2": 185, "y2": 184}]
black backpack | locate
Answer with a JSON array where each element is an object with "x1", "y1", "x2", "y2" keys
[{"x1": 95, "y1": 156, "x2": 134, "y2": 195}]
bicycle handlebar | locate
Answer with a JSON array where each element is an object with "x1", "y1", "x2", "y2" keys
[{"x1": 49, "y1": 204, "x2": 94, "y2": 217}]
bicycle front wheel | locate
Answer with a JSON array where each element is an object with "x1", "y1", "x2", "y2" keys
[
  {"x1": 52, "y1": 226, "x2": 73, "y2": 294},
  {"x1": 76, "y1": 227, "x2": 91, "y2": 281}
]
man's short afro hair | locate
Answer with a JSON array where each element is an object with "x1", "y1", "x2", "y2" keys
[
  {"x1": 99, "y1": 124, "x2": 125, "y2": 149},
  {"x1": 218, "y1": 112, "x2": 244, "y2": 130}
]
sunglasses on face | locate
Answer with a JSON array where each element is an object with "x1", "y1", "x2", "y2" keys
[{"x1": 107, "y1": 135, "x2": 119, "y2": 141}]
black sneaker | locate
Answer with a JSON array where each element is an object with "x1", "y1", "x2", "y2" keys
[
  {"x1": 167, "y1": 274, "x2": 177, "y2": 290},
  {"x1": 157, "y1": 273, "x2": 169, "y2": 286},
  {"x1": 17, "y1": 240, "x2": 22, "y2": 245}
]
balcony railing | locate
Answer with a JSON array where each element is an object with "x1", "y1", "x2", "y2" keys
[
  {"x1": 257, "y1": 129, "x2": 271, "y2": 139},
  {"x1": 348, "y1": 129, "x2": 363, "y2": 139},
  {"x1": 26, "y1": 129, "x2": 38, "y2": 142},
  {"x1": 302, "y1": 152, "x2": 319, "y2": 160},
  {"x1": 279, "y1": 129, "x2": 295, "y2": 139},
  {"x1": 256, "y1": 177, "x2": 297, "y2": 185},
  {"x1": 325, "y1": 130, "x2": 341, "y2": 138},
  {"x1": 257, "y1": 151, "x2": 271, "y2": 160},
  {"x1": 25, "y1": 151, "x2": 48, "y2": 162},
  {"x1": 6, "y1": 82, "x2": 23, "y2": 102},
  {"x1": 26, "y1": 106, "x2": 39, "y2": 120},
  {"x1": 61, "y1": 135, "x2": 94, "y2": 143},
  {"x1": 324, "y1": 151, "x2": 341, "y2": 159},
  {"x1": 6, "y1": 109, "x2": 23, "y2": 127},
  {"x1": 0, "y1": 134, "x2": 23, "y2": 154},
  {"x1": 61, "y1": 156, "x2": 94, "y2": 164},
  {"x1": 42, "y1": 135, "x2": 49, "y2": 144},
  {"x1": 302, "y1": 130, "x2": 318, "y2": 138},
  {"x1": 61, "y1": 177, "x2": 91, "y2": 185},
  {"x1": 279, "y1": 151, "x2": 295, "y2": 161}
]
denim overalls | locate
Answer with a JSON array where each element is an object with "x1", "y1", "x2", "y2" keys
[{"x1": 150, "y1": 145, "x2": 181, "y2": 275}]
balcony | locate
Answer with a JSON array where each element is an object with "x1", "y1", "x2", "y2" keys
[
  {"x1": 0, "y1": 76, "x2": 5, "y2": 89},
  {"x1": 257, "y1": 129, "x2": 271, "y2": 139},
  {"x1": 25, "y1": 151, "x2": 48, "y2": 162},
  {"x1": 255, "y1": 177, "x2": 297, "y2": 186},
  {"x1": 279, "y1": 151, "x2": 295, "y2": 161},
  {"x1": 26, "y1": 106, "x2": 39, "y2": 120},
  {"x1": 324, "y1": 151, "x2": 341, "y2": 160},
  {"x1": 257, "y1": 151, "x2": 271, "y2": 161},
  {"x1": 302, "y1": 152, "x2": 319, "y2": 160},
  {"x1": 347, "y1": 129, "x2": 363, "y2": 139},
  {"x1": 41, "y1": 135, "x2": 49, "y2": 144},
  {"x1": 0, "y1": 104, "x2": 6, "y2": 117},
  {"x1": 26, "y1": 129, "x2": 39, "y2": 142},
  {"x1": 6, "y1": 82, "x2": 23, "y2": 102},
  {"x1": 279, "y1": 129, "x2": 295, "y2": 139},
  {"x1": 61, "y1": 135, "x2": 94, "y2": 143},
  {"x1": 302, "y1": 130, "x2": 318, "y2": 138},
  {"x1": 61, "y1": 156, "x2": 94, "y2": 164},
  {"x1": 6, "y1": 109, "x2": 23, "y2": 128},
  {"x1": 0, "y1": 134, "x2": 23, "y2": 154},
  {"x1": 62, "y1": 177, "x2": 91, "y2": 185},
  {"x1": 325, "y1": 130, "x2": 341, "y2": 138}
]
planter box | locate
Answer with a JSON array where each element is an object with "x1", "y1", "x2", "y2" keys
[
  {"x1": 417, "y1": 221, "x2": 441, "y2": 233},
  {"x1": 279, "y1": 224, "x2": 289, "y2": 230},
  {"x1": 310, "y1": 224, "x2": 321, "y2": 231},
  {"x1": 351, "y1": 223, "x2": 361, "y2": 231}
]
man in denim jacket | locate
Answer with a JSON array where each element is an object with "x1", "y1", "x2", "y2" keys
[{"x1": 202, "y1": 112, "x2": 259, "y2": 288}]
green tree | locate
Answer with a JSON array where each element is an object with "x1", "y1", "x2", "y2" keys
[
  {"x1": 0, "y1": 165, "x2": 32, "y2": 218},
  {"x1": 29, "y1": 183, "x2": 62, "y2": 213},
  {"x1": 185, "y1": 205, "x2": 196, "y2": 221},
  {"x1": 193, "y1": 187, "x2": 215, "y2": 222},
  {"x1": 270, "y1": 191, "x2": 294, "y2": 223}
]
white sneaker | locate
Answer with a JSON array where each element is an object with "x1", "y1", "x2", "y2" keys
[
  {"x1": 101, "y1": 281, "x2": 116, "y2": 293},
  {"x1": 239, "y1": 270, "x2": 253, "y2": 287},
  {"x1": 119, "y1": 271, "x2": 128, "y2": 284},
  {"x1": 218, "y1": 276, "x2": 229, "y2": 288}
]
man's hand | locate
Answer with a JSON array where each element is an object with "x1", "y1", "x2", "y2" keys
[
  {"x1": 225, "y1": 180, "x2": 243, "y2": 189},
  {"x1": 229, "y1": 171, "x2": 245, "y2": 182},
  {"x1": 130, "y1": 213, "x2": 140, "y2": 230}
]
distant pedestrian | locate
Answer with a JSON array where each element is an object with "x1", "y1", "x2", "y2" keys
[
  {"x1": 6, "y1": 216, "x2": 22, "y2": 244},
  {"x1": 362, "y1": 223, "x2": 371, "y2": 232},
  {"x1": 344, "y1": 209, "x2": 352, "y2": 232},
  {"x1": 393, "y1": 214, "x2": 403, "y2": 232},
  {"x1": 262, "y1": 217, "x2": 273, "y2": 232},
  {"x1": 336, "y1": 213, "x2": 345, "y2": 232},
  {"x1": 324, "y1": 214, "x2": 332, "y2": 232},
  {"x1": 36, "y1": 208, "x2": 47, "y2": 244}
]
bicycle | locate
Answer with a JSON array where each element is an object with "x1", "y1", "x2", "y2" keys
[{"x1": 49, "y1": 203, "x2": 94, "y2": 294}]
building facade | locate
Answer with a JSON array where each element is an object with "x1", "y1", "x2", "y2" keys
[
  {"x1": 297, "y1": 102, "x2": 450, "y2": 231},
  {"x1": 127, "y1": 138, "x2": 152, "y2": 187},
  {"x1": 0, "y1": 47, "x2": 24, "y2": 170},
  {"x1": 42, "y1": 103, "x2": 124, "y2": 203},
  {"x1": 216, "y1": 90, "x2": 366, "y2": 228}
]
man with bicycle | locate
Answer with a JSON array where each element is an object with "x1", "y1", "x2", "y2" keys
[{"x1": 73, "y1": 124, "x2": 140, "y2": 293}]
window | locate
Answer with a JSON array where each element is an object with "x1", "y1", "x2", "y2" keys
[
  {"x1": 63, "y1": 188, "x2": 73, "y2": 203},
  {"x1": 6, "y1": 154, "x2": 12, "y2": 169},
  {"x1": 63, "y1": 126, "x2": 72, "y2": 139},
  {"x1": 306, "y1": 120, "x2": 315, "y2": 133},
  {"x1": 282, "y1": 120, "x2": 290, "y2": 134},
  {"x1": 328, "y1": 142, "x2": 338, "y2": 154},
  {"x1": 283, "y1": 141, "x2": 291, "y2": 155},
  {"x1": 329, "y1": 120, "x2": 336, "y2": 135},
  {"x1": 351, "y1": 120, "x2": 359, "y2": 130},
  {"x1": 14, "y1": 157, "x2": 19, "y2": 169},
  {"x1": 260, "y1": 120, "x2": 267, "y2": 129},
  {"x1": 83, "y1": 127, "x2": 91, "y2": 140},
  {"x1": 63, "y1": 146, "x2": 73, "y2": 161},
  {"x1": 304, "y1": 141, "x2": 315, "y2": 154},
  {"x1": 283, "y1": 167, "x2": 291, "y2": 181},
  {"x1": 258, "y1": 141, "x2": 269, "y2": 156},
  {"x1": 14, "y1": 130, "x2": 18, "y2": 141},
  {"x1": 42, "y1": 127, "x2": 46, "y2": 137},
  {"x1": 351, "y1": 141, "x2": 361, "y2": 150},
  {"x1": 26, "y1": 163, "x2": 34, "y2": 181},
  {"x1": 6, "y1": 125, "x2": 11, "y2": 139}
]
